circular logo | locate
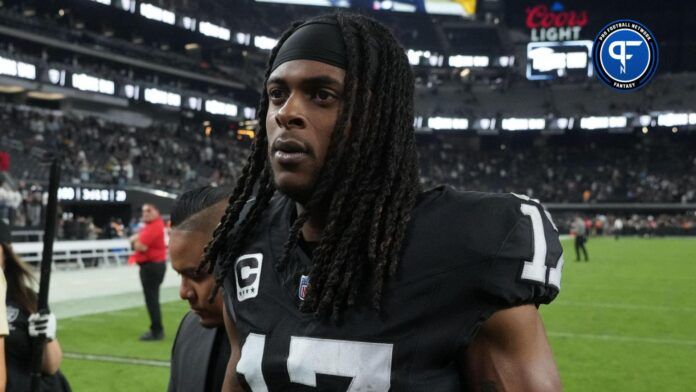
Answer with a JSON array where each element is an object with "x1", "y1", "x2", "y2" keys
[{"x1": 593, "y1": 20, "x2": 658, "y2": 91}]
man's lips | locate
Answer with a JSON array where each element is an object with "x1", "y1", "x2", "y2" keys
[
  {"x1": 272, "y1": 138, "x2": 311, "y2": 165},
  {"x1": 273, "y1": 138, "x2": 310, "y2": 154}
]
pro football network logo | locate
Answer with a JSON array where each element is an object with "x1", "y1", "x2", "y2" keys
[
  {"x1": 593, "y1": 20, "x2": 658, "y2": 91},
  {"x1": 235, "y1": 253, "x2": 263, "y2": 302}
]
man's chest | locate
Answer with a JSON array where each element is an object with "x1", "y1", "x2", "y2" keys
[{"x1": 228, "y1": 247, "x2": 488, "y2": 392}]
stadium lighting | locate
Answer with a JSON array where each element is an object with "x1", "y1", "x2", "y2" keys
[
  {"x1": 243, "y1": 107, "x2": 256, "y2": 119},
  {"x1": 690, "y1": 113, "x2": 696, "y2": 125},
  {"x1": 501, "y1": 117, "x2": 545, "y2": 131},
  {"x1": 88, "y1": 0, "x2": 111, "y2": 4},
  {"x1": 553, "y1": 117, "x2": 574, "y2": 130},
  {"x1": 427, "y1": 117, "x2": 469, "y2": 130},
  {"x1": 187, "y1": 97, "x2": 202, "y2": 111},
  {"x1": 117, "y1": 0, "x2": 136, "y2": 12},
  {"x1": 72, "y1": 73, "x2": 115, "y2": 95},
  {"x1": 205, "y1": 100, "x2": 238, "y2": 117},
  {"x1": 236, "y1": 33, "x2": 251, "y2": 46},
  {"x1": 124, "y1": 84, "x2": 140, "y2": 99},
  {"x1": 16, "y1": 62, "x2": 36, "y2": 80},
  {"x1": 254, "y1": 36, "x2": 278, "y2": 50},
  {"x1": 498, "y1": 56, "x2": 515, "y2": 67},
  {"x1": 0, "y1": 56, "x2": 36, "y2": 80},
  {"x1": 638, "y1": 115, "x2": 652, "y2": 127},
  {"x1": 26, "y1": 91, "x2": 64, "y2": 100},
  {"x1": 0, "y1": 85, "x2": 24, "y2": 94},
  {"x1": 139, "y1": 3, "x2": 175, "y2": 25},
  {"x1": 478, "y1": 118, "x2": 496, "y2": 131},
  {"x1": 580, "y1": 116, "x2": 627, "y2": 130},
  {"x1": 199, "y1": 21, "x2": 231, "y2": 41},
  {"x1": 448, "y1": 55, "x2": 490, "y2": 68},
  {"x1": 407, "y1": 50, "x2": 421, "y2": 66},
  {"x1": 528, "y1": 47, "x2": 565, "y2": 72},
  {"x1": 182, "y1": 16, "x2": 196, "y2": 31},
  {"x1": 526, "y1": 41, "x2": 593, "y2": 81},
  {"x1": 144, "y1": 88, "x2": 181, "y2": 107},
  {"x1": 657, "y1": 113, "x2": 689, "y2": 127}
]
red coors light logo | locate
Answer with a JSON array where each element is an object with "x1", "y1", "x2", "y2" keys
[{"x1": 526, "y1": 3, "x2": 588, "y2": 42}]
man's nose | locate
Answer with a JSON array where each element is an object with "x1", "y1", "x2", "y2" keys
[
  {"x1": 179, "y1": 279, "x2": 195, "y2": 300},
  {"x1": 275, "y1": 93, "x2": 306, "y2": 129}
]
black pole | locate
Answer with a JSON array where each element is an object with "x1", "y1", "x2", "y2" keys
[{"x1": 30, "y1": 158, "x2": 61, "y2": 392}]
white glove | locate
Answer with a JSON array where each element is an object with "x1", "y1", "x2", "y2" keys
[{"x1": 28, "y1": 312, "x2": 57, "y2": 341}]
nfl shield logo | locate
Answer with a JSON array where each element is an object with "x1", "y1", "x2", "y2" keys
[{"x1": 298, "y1": 275, "x2": 310, "y2": 301}]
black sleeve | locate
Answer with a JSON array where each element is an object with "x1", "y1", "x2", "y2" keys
[
  {"x1": 480, "y1": 195, "x2": 564, "y2": 307},
  {"x1": 168, "y1": 312, "x2": 191, "y2": 392}
]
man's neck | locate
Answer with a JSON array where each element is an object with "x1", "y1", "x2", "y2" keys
[{"x1": 296, "y1": 202, "x2": 326, "y2": 243}]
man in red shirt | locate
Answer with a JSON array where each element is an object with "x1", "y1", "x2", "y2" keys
[{"x1": 130, "y1": 204, "x2": 168, "y2": 341}]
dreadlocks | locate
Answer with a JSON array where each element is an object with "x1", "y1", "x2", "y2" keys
[{"x1": 201, "y1": 13, "x2": 422, "y2": 321}]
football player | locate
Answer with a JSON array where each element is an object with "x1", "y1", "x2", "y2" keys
[{"x1": 203, "y1": 13, "x2": 564, "y2": 391}]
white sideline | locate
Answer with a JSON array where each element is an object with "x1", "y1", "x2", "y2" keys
[
  {"x1": 63, "y1": 331, "x2": 696, "y2": 370},
  {"x1": 553, "y1": 300, "x2": 696, "y2": 313},
  {"x1": 63, "y1": 352, "x2": 169, "y2": 367},
  {"x1": 548, "y1": 331, "x2": 696, "y2": 347}
]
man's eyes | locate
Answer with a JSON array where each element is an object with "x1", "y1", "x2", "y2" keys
[
  {"x1": 313, "y1": 89, "x2": 336, "y2": 102},
  {"x1": 267, "y1": 87, "x2": 338, "y2": 104},
  {"x1": 268, "y1": 88, "x2": 286, "y2": 100}
]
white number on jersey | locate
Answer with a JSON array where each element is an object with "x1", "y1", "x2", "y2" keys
[
  {"x1": 237, "y1": 334, "x2": 393, "y2": 391},
  {"x1": 518, "y1": 201, "x2": 564, "y2": 289}
]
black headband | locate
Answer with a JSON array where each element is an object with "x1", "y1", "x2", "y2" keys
[{"x1": 271, "y1": 20, "x2": 348, "y2": 72}]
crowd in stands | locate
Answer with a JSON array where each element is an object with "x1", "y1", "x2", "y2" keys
[
  {"x1": 3, "y1": 104, "x2": 696, "y2": 204},
  {"x1": 419, "y1": 136, "x2": 696, "y2": 204},
  {"x1": 2, "y1": 103, "x2": 696, "y2": 236},
  {"x1": 0, "y1": 104, "x2": 249, "y2": 192}
]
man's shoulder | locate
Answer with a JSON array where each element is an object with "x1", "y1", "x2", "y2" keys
[
  {"x1": 413, "y1": 186, "x2": 542, "y2": 256},
  {"x1": 172, "y1": 311, "x2": 219, "y2": 360},
  {"x1": 412, "y1": 186, "x2": 564, "y2": 306}
]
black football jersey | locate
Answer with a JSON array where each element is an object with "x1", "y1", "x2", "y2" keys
[{"x1": 223, "y1": 185, "x2": 564, "y2": 391}]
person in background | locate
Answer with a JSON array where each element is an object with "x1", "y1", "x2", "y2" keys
[
  {"x1": 613, "y1": 217, "x2": 624, "y2": 240},
  {"x1": 129, "y1": 204, "x2": 168, "y2": 341},
  {"x1": 0, "y1": 219, "x2": 70, "y2": 391},
  {"x1": 572, "y1": 215, "x2": 589, "y2": 261},
  {"x1": 168, "y1": 186, "x2": 238, "y2": 392}
]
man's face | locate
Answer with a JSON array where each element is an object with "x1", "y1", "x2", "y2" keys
[
  {"x1": 141, "y1": 205, "x2": 158, "y2": 223},
  {"x1": 265, "y1": 59, "x2": 346, "y2": 204},
  {"x1": 169, "y1": 229, "x2": 223, "y2": 328}
]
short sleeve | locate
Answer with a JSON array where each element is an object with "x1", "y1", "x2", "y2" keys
[
  {"x1": 0, "y1": 272, "x2": 9, "y2": 336},
  {"x1": 482, "y1": 195, "x2": 564, "y2": 307},
  {"x1": 139, "y1": 221, "x2": 163, "y2": 248}
]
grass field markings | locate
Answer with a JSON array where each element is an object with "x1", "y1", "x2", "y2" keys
[
  {"x1": 553, "y1": 300, "x2": 696, "y2": 312},
  {"x1": 560, "y1": 283, "x2": 694, "y2": 295},
  {"x1": 548, "y1": 331, "x2": 696, "y2": 347},
  {"x1": 61, "y1": 310, "x2": 144, "y2": 321},
  {"x1": 59, "y1": 318, "x2": 108, "y2": 326},
  {"x1": 64, "y1": 352, "x2": 170, "y2": 367}
]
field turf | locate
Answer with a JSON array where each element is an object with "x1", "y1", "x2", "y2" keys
[{"x1": 57, "y1": 237, "x2": 696, "y2": 391}]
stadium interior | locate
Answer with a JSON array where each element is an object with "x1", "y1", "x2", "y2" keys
[{"x1": 0, "y1": 0, "x2": 694, "y2": 390}]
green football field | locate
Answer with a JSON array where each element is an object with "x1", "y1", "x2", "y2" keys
[{"x1": 56, "y1": 237, "x2": 696, "y2": 391}]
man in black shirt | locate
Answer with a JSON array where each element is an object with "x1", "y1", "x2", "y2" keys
[
  {"x1": 168, "y1": 186, "x2": 239, "y2": 392},
  {"x1": 203, "y1": 13, "x2": 564, "y2": 391}
]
